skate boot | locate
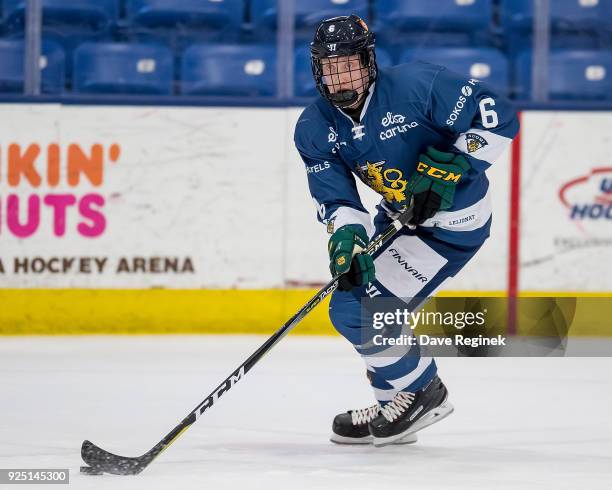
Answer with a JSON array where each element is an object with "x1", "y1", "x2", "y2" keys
[
  {"x1": 331, "y1": 404, "x2": 418, "y2": 445},
  {"x1": 369, "y1": 375, "x2": 454, "y2": 447}
]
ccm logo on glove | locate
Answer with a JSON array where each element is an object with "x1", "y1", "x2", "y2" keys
[{"x1": 416, "y1": 161, "x2": 463, "y2": 183}]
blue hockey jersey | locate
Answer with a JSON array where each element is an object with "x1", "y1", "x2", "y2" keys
[{"x1": 294, "y1": 61, "x2": 519, "y2": 246}]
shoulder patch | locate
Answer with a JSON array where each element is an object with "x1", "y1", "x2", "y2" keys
[{"x1": 465, "y1": 133, "x2": 488, "y2": 153}]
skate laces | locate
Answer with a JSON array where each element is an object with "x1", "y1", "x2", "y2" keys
[
  {"x1": 350, "y1": 404, "x2": 380, "y2": 425},
  {"x1": 380, "y1": 391, "x2": 416, "y2": 422}
]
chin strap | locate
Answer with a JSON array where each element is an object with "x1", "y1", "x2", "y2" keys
[{"x1": 329, "y1": 89, "x2": 360, "y2": 108}]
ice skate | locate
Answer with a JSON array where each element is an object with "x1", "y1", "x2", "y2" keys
[
  {"x1": 369, "y1": 376, "x2": 454, "y2": 447},
  {"x1": 331, "y1": 403, "x2": 417, "y2": 445}
]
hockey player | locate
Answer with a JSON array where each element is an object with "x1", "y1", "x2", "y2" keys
[{"x1": 294, "y1": 15, "x2": 519, "y2": 446}]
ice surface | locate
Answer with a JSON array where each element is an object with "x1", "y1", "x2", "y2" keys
[{"x1": 0, "y1": 335, "x2": 611, "y2": 489}]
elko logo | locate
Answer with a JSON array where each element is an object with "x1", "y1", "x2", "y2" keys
[
  {"x1": 328, "y1": 126, "x2": 337, "y2": 143},
  {"x1": 380, "y1": 112, "x2": 418, "y2": 141},
  {"x1": 382, "y1": 112, "x2": 406, "y2": 127},
  {"x1": 558, "y1": 167, "x2": 612, "y2": 221}
]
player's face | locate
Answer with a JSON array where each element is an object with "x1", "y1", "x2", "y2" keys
[{"x1": 321, "y1": 54, "x2": 369, "y2": 108}]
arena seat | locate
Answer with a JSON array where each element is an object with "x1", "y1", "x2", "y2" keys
[
  {"x1": 2, "y1": 0, "x2": 118, "y2": 29},
  {"x1": 251, "y1": 0, "x2": 369, "y2": 31},
  {"x1": 399, "y1": 47, "x2": 509, "y2": 94},
  {"x1": 294, "y1": 46, "x2": 315, "y2": 97},
  {"x1": 181, "y1": 43, "x2": 276, "y2": 96},
  {"x1": 0, "y1": 38, "x2": 65, "y2": 93},
  {"x1": 500, "y1": 0, "x2": 612, "y2": 32},
  {"x1": 516, "y1": 49, "x2": 612, "y2": 100},
  {"x1": 293, "y1": 45, "x2": 393, "y2": 97},
  {"x1": 373, "y1": 0, "x2": 493, "y2": 32},
  {"x1": 126, "y1": 0, "x2": 244, "y2": 29},
  {"x1": 73, "y1": 42, "x2": 173, "y2": 94},
  {"x1": 372, "y1": 46, "x2": 393, "y2": 71}
]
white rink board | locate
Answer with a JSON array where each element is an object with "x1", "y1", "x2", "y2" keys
[
  {"x1": 519, "y1": 112, "x2": 612, "y2": 292},
  {"x1": 1, "y1": 105, "x2": 608, "y2": 291},
  {"x1": 0, "y1": 105, "x2": 287, "y2": 288}
]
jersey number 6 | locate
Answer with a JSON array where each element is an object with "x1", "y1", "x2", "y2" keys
[{"x1": 479, "y1": 97, "x2": 499, "y2": 129}]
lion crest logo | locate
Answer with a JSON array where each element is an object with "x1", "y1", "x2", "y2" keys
[
  {"x1": 356, "y1": 161, "x2": 407, "y2": 203},
  {"x1": 465, "y1": 133, "x2": 488, "y2": 153}
]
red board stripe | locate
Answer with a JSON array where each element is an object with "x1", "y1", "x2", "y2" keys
[{"x1": 507, "y1": 111, "x2": 522, "y2": 335}]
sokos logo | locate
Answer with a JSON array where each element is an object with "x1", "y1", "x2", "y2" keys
[
  {"x1": 559, "y1": 167, "x2": 612, "y2": 221},
  {"x1": 380, "y1": 112, "x2": 418, "y2": 141},
  {"x1": 446, "y1": 78, "x2": 479, "y2": 127}
]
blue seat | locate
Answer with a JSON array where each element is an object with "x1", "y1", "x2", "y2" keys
[
  {"x1": 294, "y1": 45, "x2": 392, "y2": 97},
  {"x1": 399, "y1": 47, "x2": 509, "y2": 94},
  {"x1": 516, "y1": 49, "x2": 612, "y2": 100},
  {"x1": 499, "y1": 0, "x2": 533, "y2": 32},
  {"x1": 126, "y1": 0, "x2": 244, "y2": 29},
  {"x1": 294, "y1": 46, "x2": 315, "y2": 97},
  {"x1": 181, "y1": 43, "x2": 276, "y2": 96},
  {"x1": 2, "y1": 0, "x2": 118, "y2": 29},
  {"x1": 251, "y1": 0, "x2": 369, "y2": 31},
  {"x1": 375, "y1": 47, "x2": 393, "y2": 69},
  {"x1": 374, "y1": 0, "x2": 493, "y2": 32},
  {"x1": 73, "y1": 42, "x2": 173, "y2": 94},
  {"x1": 0, "y1": 38, "x2": 65, "y2": 93},
  {"x1": 500, "y1": 0, "x2": 612, "y2": 32}
]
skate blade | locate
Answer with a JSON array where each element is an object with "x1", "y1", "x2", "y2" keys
[
  {"x1": 373, "y1": 402, "x2": 454, "y2": 447},
  {"x1": 331, "y1": 432, "x2": 417, "y2": 445}
]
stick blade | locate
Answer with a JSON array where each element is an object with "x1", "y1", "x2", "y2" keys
[{"x1": 81, "y1": 439, "x2": 151, "y2": 475}]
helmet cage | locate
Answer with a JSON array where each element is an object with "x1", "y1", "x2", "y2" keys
[
  {"x1": 311, "y1": 47, "x2": 377, "y2": 108},
  {"x1": 309, "y1": 15, "x2": 377, "y2": 109}
]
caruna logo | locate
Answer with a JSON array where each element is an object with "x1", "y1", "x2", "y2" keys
[
  {"x1": 0, "y1": 143, "x2": 121, "y2": 238},
  {"x1": 558, "y1": 167, "x2": 612, "y2": 221}
]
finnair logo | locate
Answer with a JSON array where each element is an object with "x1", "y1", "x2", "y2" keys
[
  {"x1": 352, "y1": 124, "x2": 365, "y2": 140},
  {"x1": 388, "y1": 248, "x2": 428, "y2": 283}
]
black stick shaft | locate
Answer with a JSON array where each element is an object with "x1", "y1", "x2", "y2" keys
[
  {"x1": 156, "y1": 208, "x2": 413, "y2": 453},
  {"x1": 82, "y1": 207, "x2": 413, "y2": 473}
]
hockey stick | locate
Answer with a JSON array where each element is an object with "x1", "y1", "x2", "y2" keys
[{"x1": 81, "y1": 206, "x2": 414, "y2": 475}]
